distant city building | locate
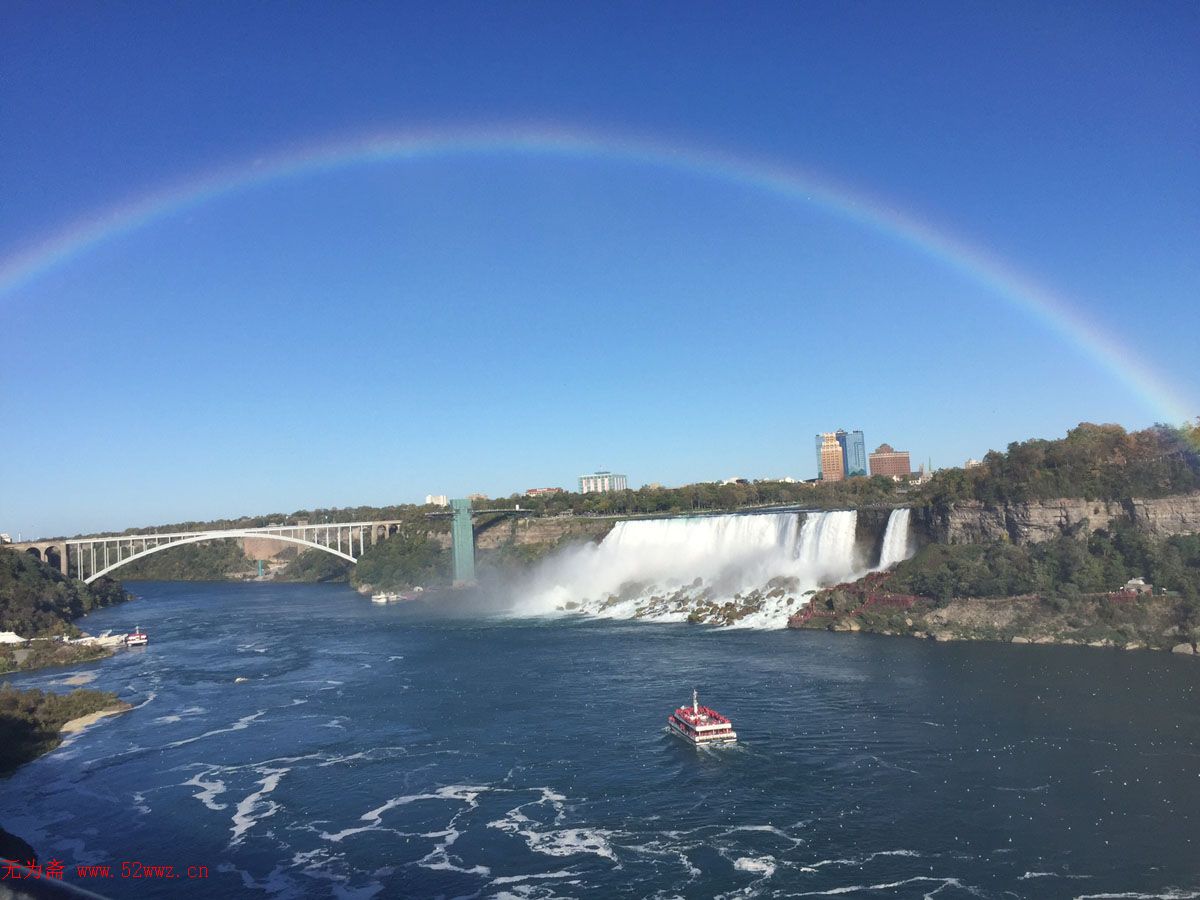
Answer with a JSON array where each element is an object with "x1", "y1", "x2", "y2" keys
[
  {"x1": 0, "y1": 533, "x2": 10, "y2": 544},
  {"x1": 818, "y1": 433, "x2": 845, "y2": 482},
  {"x1": 964, "y1": 458, "x2": 984, "y2": 469},
  {"x1": 466, "y1": 493, "x2": 490, "y2": 502},
  {"x1": 838, "y1": 430, "x2": 867, "y2": 477},
  {"x1": 424, "y1": 495, "x2": 449, "y2": 507},
  {"x1": 578, "y1": 471, "x2": 628, "y2": 493},
  {"x1": 815, "y1": 429, "x2": 866, "y2": 479},
  {"x1": 721, "y1": 476, "x2": 750, "y2": 485},
  {"x1": 868, "y1": 444, "x2": 912, "y2": 478},
  {"x1": 525, "y1": 487, "x2": 564, "y2": 496}
]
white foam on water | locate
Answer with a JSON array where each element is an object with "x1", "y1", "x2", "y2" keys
[
  {"x1": 320, "y1": 785, "x2": 487, "y2": 843},
  {"x1": 164, "y1": 711, "x2": 265, "y2": 749},
  {"x1": 734, "y1": 855, "x2": 777, "y2": 877},
  {"x1": 131, "y1": 791, "x2": 151, "y2": 815},
  {"x1": 316, "y1": 747, "x2": 408, "y2": 768},
  {"x1": 805, "y1": 849, "x2": 922, "y2": 869},
  {"x1": 182, "y1": 771, "x2": 228, "y2": 810},
  {"x1": 1020, "y1": 871, "x2": 1093, "y2": 880},
  {"x1": 181, "y1": 772, "x2": 228, "y2": 816},
  {"x1": 413, "y1": 826, "x2": 491, "y2": 876},
  {"x1": 127, "y1": 691, "x2": 157, "y2": 710},
  {"x1": 513, "y1": 511, "x2": 864, "y2": 628},
  {"x1": 491, "y1": 869, "x2": 579, "y2": 885},
  {"x1": 487, "y1": 789, "x2": 617, "y2": 862},
  {"x1": 230, "y1": 767, "x2": 289, "y2": 845},
  {"x1": 793, "y1": 876, "x2": 982, "y2": 897}
]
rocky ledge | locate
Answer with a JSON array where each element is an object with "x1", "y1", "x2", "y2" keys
[
  {"x1": 789, "y1": 573, "x2": 1200, "y2": 654},
  {"x1": 918, "y1": 493, "x2": 1200, "y2": 546}
]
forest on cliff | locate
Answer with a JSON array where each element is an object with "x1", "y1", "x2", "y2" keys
[{"x1": 923, "y1": 421, "x2": 1200, "y2": 509}]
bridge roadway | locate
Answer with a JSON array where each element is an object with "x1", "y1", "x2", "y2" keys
[{"x1": 7, "y1": 521, "x2": 411, "y2": 584}]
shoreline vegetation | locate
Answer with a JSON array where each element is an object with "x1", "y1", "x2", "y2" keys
[
  {"x1": 1, "y1": 549, "x2": 135, "y2": 794},
  {"x1": 0, "y1": 548, "x2": 131, "y2": 675},
  {"x1": 0, "y1": 684, "x2": 130, "y2": 777}
]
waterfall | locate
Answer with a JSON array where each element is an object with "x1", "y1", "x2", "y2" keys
[
  {"x1": 795, "y1": 510, "x2": 858, "y2": 583},
  {"x1": 878, "y1": 508, "x2": 913, "y2": 569},
  {"x1": 514, "y1": 510, "x2": 862, "y2": 628}
]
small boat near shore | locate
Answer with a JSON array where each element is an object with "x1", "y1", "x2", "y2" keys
[
  {"x1": 668, "y1": 688, "x2": 737, "y2": 745},
  {"x1": 125, "y1": 627, "x2": 148, "y2": 647},
  {"x1": 371, "y1": 587, "x2": 425, "y2": 604}
]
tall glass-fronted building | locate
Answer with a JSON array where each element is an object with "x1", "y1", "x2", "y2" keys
[
  {"x1": 815, "y1": 429, "x2": 867, "y2": 479},
  {"x1": 839, "y1": 430, "x2": 867, "y2": 477}
]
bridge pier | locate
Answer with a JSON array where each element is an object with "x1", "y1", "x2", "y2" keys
[{"x1": 450, "y1": 499, "x2": 476, "y2": 586}]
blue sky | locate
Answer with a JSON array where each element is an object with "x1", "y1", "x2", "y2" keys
[{"x1": 2, "y1": 2, "x2": 1197, "y2": 538}]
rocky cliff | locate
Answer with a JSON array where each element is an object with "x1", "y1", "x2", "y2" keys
[
  {"x1": 917, "y1": 493, "x2": 1200, "y2": 546},
  {"x1": 430, "y1": 516, "x2": 613, "y2": 551}
]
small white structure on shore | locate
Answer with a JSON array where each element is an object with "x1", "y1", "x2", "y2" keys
[{"x1": 0, "y1": 631, "x2": 26, "y2": 645}]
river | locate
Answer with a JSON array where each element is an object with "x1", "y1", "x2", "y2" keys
[{"x1": 3, "y1": 581, "x2": 1198, "y2": 898}]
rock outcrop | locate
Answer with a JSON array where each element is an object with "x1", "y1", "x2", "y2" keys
[
  {"x1": 917, "y1": 493, "x2": 1200, "y2": 546},
  {"x1": 430, "y1": 516, "x2": 613, "y2": 551}
]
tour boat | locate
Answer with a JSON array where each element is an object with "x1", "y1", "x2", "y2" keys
[
  {"x1": 668, "y1": 689, "x2": 737, "y2": 745},
  {"x1": 371, "y1": 592, "x2": 390, "y2": 604},
  {"x1": 125, "y1": 627, "x2": 148, "y2": 647}
]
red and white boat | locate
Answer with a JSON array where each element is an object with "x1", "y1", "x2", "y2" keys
[
  {"x1": 125, "y1": 627, "x2": 148, "y2": 647},
  {"x1": 668, "y1": 689, "x2": 737, "y2": 745}
]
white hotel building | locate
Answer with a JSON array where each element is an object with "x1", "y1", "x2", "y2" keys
[{"x1": 578, "y1": 471, "x2": 629, "y2": 494}]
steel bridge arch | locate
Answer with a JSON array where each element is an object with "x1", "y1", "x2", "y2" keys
[{"x1": 83, "y1": 531, "x2": 357, "y2": 584}]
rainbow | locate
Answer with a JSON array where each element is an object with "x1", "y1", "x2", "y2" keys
[{"x1": 0, "y1": 123, "x2": 1193, "y2": 423}]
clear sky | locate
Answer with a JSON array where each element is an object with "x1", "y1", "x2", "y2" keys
[{"x1": 2, "y1": 2, "x2": 1197, "y2": 538}]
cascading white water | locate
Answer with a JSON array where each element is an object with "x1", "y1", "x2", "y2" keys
[
  {"x1": 514, "y1": 510, "x2": 861, "y2": 628},
  {"x1": 877, "y1": 508, "x2": 913, "y2": 569},
  {"x1": 795, "y1": 509, "x2": 859, "y2": 583}
]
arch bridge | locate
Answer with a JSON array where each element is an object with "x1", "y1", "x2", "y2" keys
[{"x1": 9, "y1": 521, "x2": 412, "y2": 584}]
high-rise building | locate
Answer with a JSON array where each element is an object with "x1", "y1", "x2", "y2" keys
[
  {"x1": 815, "y1": 429, "x2": 866, "y2": 479},
  {"x1": 818, "y1": 433, "x2": 845, "y2": 481},
  {"x1": 838, "y1": 430, "x2": 867, "y2": 477},
  {"x1": 424, "y1": 494, "x2": 449, "y2": 507},
  {"x1": 578, "y1": 471, "x2": 628, "y2": 493},
  {"x1": 868, "y1": 443, "x2": 912, "y2": 478}
]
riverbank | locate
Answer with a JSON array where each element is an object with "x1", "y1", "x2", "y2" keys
[
  {"x1": 0, "y1": 685, "x2": 130, "y2": 777},
  {"x1": 0, "y1": 638, "x2": 116, "y2": 675},
  {"x1": 59, "y1": 702, "x2": 133, "y2": 734},
  {"x1": 788, "y1": 574, "x2": 1200, "y2": 654}
]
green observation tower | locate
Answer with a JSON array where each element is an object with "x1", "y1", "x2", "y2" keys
[{"x1": 450, "y1": 498, "x2": 476, "y2": 586}]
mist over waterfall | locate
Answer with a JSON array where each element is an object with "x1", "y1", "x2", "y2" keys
[
  {"x1": 878, "y1": 508, "x2": 913, "y2": 569},
  {"x1": 513, "y1": 510, "x2": 862, "y2": 628}
]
